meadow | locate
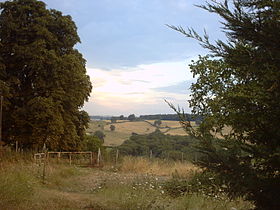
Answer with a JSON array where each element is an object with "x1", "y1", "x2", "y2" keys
[
  {"x1": 0, "y1": 120, "x2": 249, "y2": 209},
  {"x1": 0, "y1": 152, "x2": 253, "y2": 210}
]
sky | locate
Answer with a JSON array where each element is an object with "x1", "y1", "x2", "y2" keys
[{"x1": 21, "y1": 0, "x2": 225, "y2": 116}]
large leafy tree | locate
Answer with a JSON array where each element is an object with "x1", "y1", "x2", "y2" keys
[
  {"x1": 0, "y1": 0, "x2": 92, "y2": 151},
  {"x1": 170, "y1": 0, "x2": 280, "y2": 209}
]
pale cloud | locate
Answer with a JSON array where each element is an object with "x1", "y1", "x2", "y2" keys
[
  {"x1": 83, "y1": 60, "x2": 193, "y2": 115},
  {"x1": 173, "y1": 0, "x2": 189, "y2": 10}
]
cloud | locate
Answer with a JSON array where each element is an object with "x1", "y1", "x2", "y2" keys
[
  {"x1": 83, "y1": 60, "x2": 193, "y2": 115},
  {"x1": 153, "y1": 80, "x2": 195, "y2": 94}
]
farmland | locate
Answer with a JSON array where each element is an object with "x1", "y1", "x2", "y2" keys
[{"x1": 86, "y1": 120, "x2": 190, "y2": 146}]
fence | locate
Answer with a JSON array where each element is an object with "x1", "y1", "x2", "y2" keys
[{"x1": 34, "y1": 151, "x2": 95, "y2": 166}]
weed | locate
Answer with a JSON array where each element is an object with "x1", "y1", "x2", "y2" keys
[
  {"x1": 0, "y1": 164, "x2": 36, "y2": 207},
  {"x1": 119, "y1": 156, "x2": 198, "y2": 177}
]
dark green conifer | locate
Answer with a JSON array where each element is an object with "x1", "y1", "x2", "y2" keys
[{"x1": 170, "y1": 0, "x2": 280, "y2": 209}]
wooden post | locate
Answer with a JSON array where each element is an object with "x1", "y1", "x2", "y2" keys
[
  {"x1": 97, "y1": 148, "x2": 101, "y2": 166},
  {"x1": 181, "y1": 152, "x2": 184, "y2": 162},
  {"x1": 90, "y1": 152, "x2": 93, "y2": 165},
  {"x1": 42, "y1": 145, "x2": 47, "y2": 184},
  {"x1": 39, "y1": 154, "x2": 41, "y2": 164},
  {"x1": 15, "y1": 141, "x2": 18, "y2": 153},
  {"x1": 149, "y1": 150, "x2": 152, "y2": 159},
  {"x1": 69, "y1": 153, "x2": 72, "y2": 165},
  {"x1": 0, "y1": 96, "x2": 2, "y2": 143},
  {"x1": 58, "y1": 152, "x2": 61, "y2": 163},
  {"x1": 115, "y1": 149, "x2": 119, "y2": 165}
]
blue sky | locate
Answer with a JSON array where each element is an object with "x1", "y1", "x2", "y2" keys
[{"x1": 14, "y1": 0, "x2": 225, "y2": 116}]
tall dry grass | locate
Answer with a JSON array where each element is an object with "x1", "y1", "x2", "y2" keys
[
  {"x1": 0, "y1": 150, "x2": 88, "y2": 209},
  {"x1": 0, "y1": 151, "x2": 254, "y2": 210},
  {"x1": 0, "y1": 151, "x2": 37, "y2": 208},
  {"x1": 119, "y1": 156, "x2": 200, "y2": 177}
]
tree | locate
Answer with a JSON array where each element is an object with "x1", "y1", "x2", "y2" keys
[
  {"x1": 110, "y1": 124, "x2": 116, "y2": 131},
  {"x1": 93, "y1": 130, "x2": 105, "y2": 144},
  {"x1": 170, "y1": 0, "x2": 280, "y2": 209},
  {"x1": 153, "y1": 119, "x2": 162, "y2": 127},
  {"x1": 127, "y1": 114, "x2": 136, "y2": 121},
  {"x1": 83, "y1": 135, "x2": 103, "y2": 153},
  {"x1": 110, "y1": 117, "x2": 117, "y2": 123},
  {"x1": 0, "y1": 0, "x2": 92, "y2": 150}
]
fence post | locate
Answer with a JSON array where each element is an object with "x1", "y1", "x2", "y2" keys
[
  {"x1": 149, "y1": 150, "x2": 153, "y2": 159},
  {"x1": 181, "y1": 152, "x2": 184, "y2": 162},
  {"x1": 115, "y1": 149, "x2": 119, "y2": 165},
  {"x1": 97, "y1": 148, "x2": 101, "y2": 166},
  {"x1": 69, "y1": 153, "x2": 72, "y2": 165},
  {"x1": 42, "y1": 144, "x2": 47, "y2": 184},
  {"x1": 57, "y1": 152, "x2": 61, "y2": 163},
  {"x1": 15, "y1": 141, "x2": 18, "y2": 153},
  {"x1": 0, "y1": 96, "x2": 2, "y2": 144},
  {"x1": 90, "y1": 152, "x2": 93, "y2": 165}
]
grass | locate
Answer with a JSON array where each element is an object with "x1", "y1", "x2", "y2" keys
[
  {"x1": 0, "y1": 152, "x2": 254, "y2": 209},
  {"x1": 90, "y1": 183, "x2": 253, "y2": 210},
  {"x1": 119, "y1": 156, "x2": 199, "y2": 177},
  {"x1": 0, "y1": 163, "x2": 36, "y2": 208},
  {"x1": 165, "y1": 127, "x2": 189, "y2": 135},
  {"x1": 103, "y1": 130, "x2": 131, "y2": 146},
  {"x1": 105, "y1": 121, "x2": 156, "y2": 134}
]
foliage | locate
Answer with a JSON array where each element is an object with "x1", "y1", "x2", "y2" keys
[
  {"x1": 164, "y1": 171, "x2": 227, "y2": 198},
  {"x1": 110, "y1": 124, "x2": 116, "y2": 131},
  {"x1": 0, "y1": 0, "x2": 92, "y2": 151},
  {"x1": 110, "y1": 117, "x2": 117, "y2": 123},
  {"x1": 127, "y1": 114, "x2": 136, "y2": 121},
  {"x1": 170, "y1": 0, "x2": 280, "y2": 209},
  {"x1": 118, "y1": 130, "x2": 200, "y2": 161},
  {"x1": 82, "y1": 135, "x2": 103, "y2": 153},
  {"x1": 153, "y1": 119, "x2": 162, "y2": 127},
  {"x1": 93, "y1": 130, "x2": 105, "y2": 144}
]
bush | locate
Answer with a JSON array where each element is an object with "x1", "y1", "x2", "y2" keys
[
  {"x1": 83, "y1": 135, "x2": 104, "y2": 153},
  {"x1": 164, "y1": 171, "x2": 228, "y2": 199},
  {"x1": 118, "y1": 130, "x2": 198, "y2": 161},
  {"x1": 110, "y1": 124, "x2": 116, "y2": 131}
]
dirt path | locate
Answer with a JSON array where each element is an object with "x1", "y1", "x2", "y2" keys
[{"x1": 39, "y1": 168, "x2": 170, "y2": 209}]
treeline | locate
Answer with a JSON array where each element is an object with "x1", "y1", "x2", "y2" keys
[
  {"x1": 117, "y1": 130, "x2": 201, "y2": 161},
  {"x1": 139, "y1": 114, "x2": 180, "y2": 121},
  {"x1": 90, "y1": 116, "x2": 113, "y2": 120},
  {"x1": 91, "y1": 114, "x2": 203, "y2": 122},
  {"x1": 139, "y1": 114, "x2": 202, "y2": 121}
]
